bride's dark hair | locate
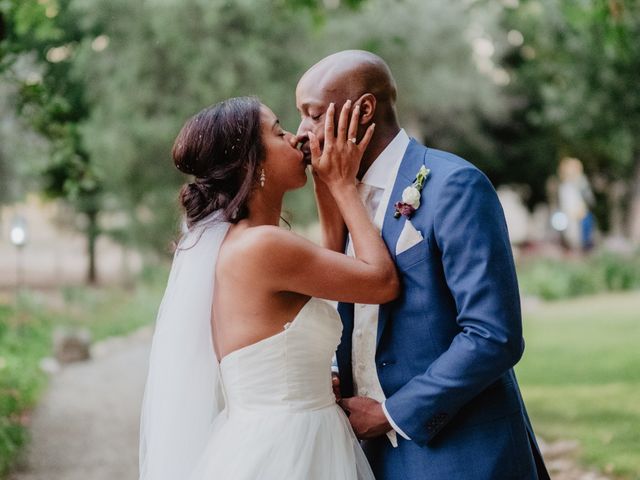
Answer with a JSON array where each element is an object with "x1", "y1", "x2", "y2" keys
[{"x1": 173, "y1": 96, "x2": 264, "y2": 227}]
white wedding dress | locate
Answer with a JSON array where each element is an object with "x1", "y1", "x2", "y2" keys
[
  {"x1": 189, "y1": 298, "x2": 374, "y2": 479},
  {"x1": 139, "y1": 212, "x2": 374, "y2": 480}
]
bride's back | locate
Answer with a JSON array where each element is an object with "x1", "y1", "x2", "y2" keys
[{"x1": 212, "y1": 222, "x2": 310, "y2": 363}]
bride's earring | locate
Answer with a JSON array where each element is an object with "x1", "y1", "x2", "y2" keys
[{"x1": 260, "y1": 168, "x2": 266, "y2": 188}]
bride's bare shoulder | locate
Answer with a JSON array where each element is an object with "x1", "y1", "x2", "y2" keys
[
  {"x1": 220, "y1": 225, "x2": 308, "y2": 267},
  {"x1": 237, "y1": 225, "x2": 305, "y2": 251}
]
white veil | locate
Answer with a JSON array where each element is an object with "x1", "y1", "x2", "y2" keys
[{"x1": 139, "y1": 211, "x2": 230, "y2": 480}]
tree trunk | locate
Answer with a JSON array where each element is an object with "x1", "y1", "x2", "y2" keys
[
  {"x1": 628, "y1": 155, "x2": 640, "y2": 246},
  {"x1": 86, "y1": 209, "x2": 99, "y2": 284},
  {"x1": 608, "y1": 180, "x2": 627, "y2": 238},
  {"x1": 0, "y1": 12, "x2": 6, "y2": 43}
]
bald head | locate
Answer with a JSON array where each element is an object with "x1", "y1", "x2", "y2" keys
[
  {"x1": 297, "y1": 50, "x2": 397, "y2": 107},
  {"x1": 296, "y1": 50, "x2": 401, "y2": 177}
]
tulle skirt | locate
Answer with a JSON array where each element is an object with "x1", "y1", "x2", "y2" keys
[{"x1": 188, "y1": 404, "x2": 375, "y2": 480}]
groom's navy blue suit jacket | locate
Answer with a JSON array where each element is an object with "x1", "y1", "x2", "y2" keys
[{"x1": 337, "y1": 140, "x2": 549, "y2": 479}]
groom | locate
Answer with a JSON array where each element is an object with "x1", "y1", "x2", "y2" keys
[{"x1": 296, "y1": 50, "x2": 550, "y2": 479}]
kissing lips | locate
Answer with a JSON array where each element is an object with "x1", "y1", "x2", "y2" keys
[{"x1": 301, "y1": 146, "x2": 312, "y2": 165}]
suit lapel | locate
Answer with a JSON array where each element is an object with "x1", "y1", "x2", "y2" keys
[
  {"x1": 380, "y1": 139, "x2": 426, "y2": 256},
  {"x1": 377, "y1": 139, "x2": 427, "y2": 347}
]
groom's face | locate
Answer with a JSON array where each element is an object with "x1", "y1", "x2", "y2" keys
[{"x1": 295, "y1": 79, "x2": 350, "y2": 165}]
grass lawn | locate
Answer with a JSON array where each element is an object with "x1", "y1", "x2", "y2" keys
[{"x1": 517, "y1": 291, "x2": 640, "y2": 479}]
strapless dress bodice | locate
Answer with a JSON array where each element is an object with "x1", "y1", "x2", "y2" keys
[{"x1": 219, "y1": 298, "x2": 342, "y2": 413}]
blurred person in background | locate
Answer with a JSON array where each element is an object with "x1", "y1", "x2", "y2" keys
[{"x1": 558, "y1": 157, "x2": 595, "y2": 252}]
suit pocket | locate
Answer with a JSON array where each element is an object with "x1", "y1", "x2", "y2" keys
[
  {"x1": 396, "y1": 219, "x2": 424, "y2": 255},
  {"x1": 395, "y1": 237, "x2": 430, "y2": 269}
]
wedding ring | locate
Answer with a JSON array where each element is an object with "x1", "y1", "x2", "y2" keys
[{"x1": 349, "y1": 137, "x2": 357, "y2": 144}]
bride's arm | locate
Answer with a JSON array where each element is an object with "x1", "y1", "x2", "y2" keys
[
  {"x1": 235, "y1": 102, "x2": 399, "y2": 305},
  {"x1": 313, "y1": 171, "x2": 346, "y2": 252},
  {"x1": 308, "y1": 101, "x2": 389, "y2": 281}
]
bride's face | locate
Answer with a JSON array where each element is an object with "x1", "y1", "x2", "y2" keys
[{"x1": 259, "y1": 105, "x2": 307, "y2": 192}]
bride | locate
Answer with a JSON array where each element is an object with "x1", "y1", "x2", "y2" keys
[{"x1": 139, "y1": 96, "x2": 399, "y2": 479}]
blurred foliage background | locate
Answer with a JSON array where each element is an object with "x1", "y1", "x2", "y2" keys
[
  {"x1": 1, "y1": 0, "x2": 640, "y2": 478},
  {"x1": 2, "y1": 0, "x2": 638, "y2": 265}
]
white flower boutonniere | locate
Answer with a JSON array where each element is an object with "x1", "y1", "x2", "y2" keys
[{"x1": 394, "y1": 165, "x2": 430, "y2": 219}]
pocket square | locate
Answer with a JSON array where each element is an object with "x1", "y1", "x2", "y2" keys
[{"x1": 396, "y1": 220, "x2": 424, "y2": 255}]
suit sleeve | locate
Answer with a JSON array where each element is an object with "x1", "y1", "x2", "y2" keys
[{"x1": 384, "y1": 166, "x2": 524, "y2": 446}]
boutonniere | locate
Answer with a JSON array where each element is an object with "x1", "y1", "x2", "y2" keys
[{"x1": 394, "y1": 165, "x2": 430, "y2": 218}]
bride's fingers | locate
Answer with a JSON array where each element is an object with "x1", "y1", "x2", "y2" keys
[
  {"x1": 308, "y1": 131, "x2": 321, "y2": 167},
  {"x1": 358, "y1": 123, "x2": 376, "y2": 153},
  {"x1": 347, "y1": 103, "x2": 360, "y2": 143},
  {"x1": 323, "y1": 103, "x2": 336, "y2": 147},
  {"x1": 336, "y1": 100, "x2": 352, "y2": 143}
]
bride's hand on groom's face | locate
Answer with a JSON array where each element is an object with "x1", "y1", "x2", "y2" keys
[
  {"x1": 339, "y1": 396, "x2": 391, "y2": 440},
  {"x1": 308, "y1": 101, "x2": 375, "y2": 192}
]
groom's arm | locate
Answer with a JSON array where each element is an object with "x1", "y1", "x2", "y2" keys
[{"x1": 384, "y1": 166, "x2": 524, "y2": 447}]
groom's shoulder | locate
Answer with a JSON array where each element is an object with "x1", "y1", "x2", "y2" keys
[
  {"x1": 410, "y1": 141, "x2": 489, "y2": 185},
  {"x1": 421, "y1": 145, "x2": 480, "y2": 176}
]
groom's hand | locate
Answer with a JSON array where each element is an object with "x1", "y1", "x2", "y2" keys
[
  {"x1": 332, "y1": 373, "x2": 342, "y2": 402},
  {"x1": 340, "y1": 397, "x2": 391, "y2": 439}
]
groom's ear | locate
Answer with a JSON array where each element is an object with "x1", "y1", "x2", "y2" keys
[{"x1": 355, "y1": 93, "x2": 376, "y2": 125}]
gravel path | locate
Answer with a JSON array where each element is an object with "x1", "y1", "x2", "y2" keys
[
  {"x1": 9, "y1": 326, "x2": 613, "y2": 480},
  {"x1": 10, "y1": 328, "x2": 152, "y2": 480},
  {"x1": 539, "y1": 439, "x2": 614, "y2": 480}
]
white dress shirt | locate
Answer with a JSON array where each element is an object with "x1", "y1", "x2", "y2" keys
[{"x1": 346, "y1": 129, "x2": 411, "y2": 446}]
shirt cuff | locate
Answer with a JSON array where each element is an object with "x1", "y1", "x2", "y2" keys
[
  {"x1": 382, "y1": 401, "x2": 411, "y2": 441},
  {"x1": 331, "y1": 366, "x2": 340, "y2": 374}
]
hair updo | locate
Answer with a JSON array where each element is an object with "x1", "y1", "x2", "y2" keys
[{"x1": 172, "y1": 96, "x2": 264, "y2": 227}]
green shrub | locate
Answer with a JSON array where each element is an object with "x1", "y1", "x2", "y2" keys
[
  {"x1": 517, "y1": 250, "x2": 640, "y2": 301},
  {"x1": 597, "y1": 252, "x2": 640, "y2": 291},
  {"x1": 0, "y1": 304, "x2": 50, "y2": 476},
  {"x1": 0, "y1": 266, "x2": 166, "y2": 477}
]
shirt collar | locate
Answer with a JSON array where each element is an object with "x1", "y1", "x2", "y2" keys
[{"x1": 360, "y1": 129, "x2": 410, "y2": 190}]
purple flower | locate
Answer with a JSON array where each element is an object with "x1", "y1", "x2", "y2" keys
[
  {"x1": 394, "y1": 202, "x2": 416, "y2": 218},
  {"x1": 393, "y1": 166, "x2": 430, "y2": 220}
]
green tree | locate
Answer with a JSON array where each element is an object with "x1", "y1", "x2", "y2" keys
[
  {"x1": 0, "y1": 0, "x2": 104, "y2": 282},
  {"x1": 502, "y1": 0, "x2": 640, "y2": 233},
  {"x1": 74, "y1": 0, "x2": 508, "y2": 254},
  {"x1": 73, "y1": 0, "x2": 320, "y2": 253},
  {"x1": 315, "y1": 0, "x2": 508, "y2": 173},
  {"x1": 3, "y1": 0, "x2": 519, "y2": 258}
]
